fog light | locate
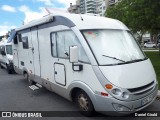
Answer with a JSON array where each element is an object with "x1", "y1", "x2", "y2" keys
[
  {"x1": 122, "y1": 92, "x2": 129, "y2": 99},
  {"x1": 112, "y1": 103, "x2": 131, "y2": 112}
]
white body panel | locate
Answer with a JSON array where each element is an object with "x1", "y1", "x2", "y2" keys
[
  {"x1": 12, "y1": 13, "x2": 158, "y2": 115},
  {"x1": 99, "y1": 59, "x2": 156, "y2": 88}
]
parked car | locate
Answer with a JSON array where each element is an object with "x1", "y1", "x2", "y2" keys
[
  {"x1": 144, "y1": 42, "x2": 156, "y2": 48},
  {"x1": 0, "y1": 40, "x2": 14, "y2": 74}
]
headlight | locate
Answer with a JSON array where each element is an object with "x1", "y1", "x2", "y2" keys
[{"x1": 111, "y1": 88, "x2": 122, "y2": 95}]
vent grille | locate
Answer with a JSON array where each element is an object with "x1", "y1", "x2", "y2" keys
[{"x1": 128, "y1": 81, "x2": 154, "y2": 93}]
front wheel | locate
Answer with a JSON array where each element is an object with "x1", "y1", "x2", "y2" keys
[
  {"x1": 75, "y1": 90, "x2": 95, "y2": 117},
  {"x1": 0, "y1": 63, "x2": 4, "y2": 69}
]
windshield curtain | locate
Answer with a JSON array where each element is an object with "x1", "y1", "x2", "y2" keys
[
  {"x1": 82, "y1": 29, "x2": 145, "y2": 65},
  {"x1": 6, "y1": 45, "x2": 13, "y2": 55}
]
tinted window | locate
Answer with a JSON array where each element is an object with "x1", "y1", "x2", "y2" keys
[
  {"x1": 6, "y1": 45, "x2": 12, "y2": 55},
  {"x1": 18, "y1": 34, "x2": 22, "y2": 42},
  {"x1": 22, "y1": 37, "x2": 29, "y2": 49}
]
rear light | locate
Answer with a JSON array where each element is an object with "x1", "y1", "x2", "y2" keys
[{"x1": 105, "y1": 84, "x2": 113, "y2": 89}]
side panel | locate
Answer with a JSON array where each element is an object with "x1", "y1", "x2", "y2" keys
[{"x1": 13, "y1": 49, "x2": 19, "y2": 72}]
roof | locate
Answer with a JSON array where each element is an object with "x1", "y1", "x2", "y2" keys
[{"x1": 15, "y1": 13, "x2": 129, "y2": 31}]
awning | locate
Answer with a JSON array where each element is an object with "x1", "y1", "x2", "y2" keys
[{"x1": 7, "y1": 31, "x2": 16, "y2": 43}]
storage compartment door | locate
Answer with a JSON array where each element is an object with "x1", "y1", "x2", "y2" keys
[{"x1": 54, "y1": 63, "x2": 66, "y2": 86}]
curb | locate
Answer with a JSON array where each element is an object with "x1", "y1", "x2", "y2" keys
[{"x1": 157, "y1": 90, "x2": 160, "y2": 98}]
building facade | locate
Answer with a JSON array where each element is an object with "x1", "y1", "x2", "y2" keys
[{"x1": 68, "y1": 0, "x2": 110, "y2": 16}]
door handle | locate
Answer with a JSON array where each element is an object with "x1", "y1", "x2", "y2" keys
[{"x1": 55, "y1": 71, "x2": 57, "y2": 74}]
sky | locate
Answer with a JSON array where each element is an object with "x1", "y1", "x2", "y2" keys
[{"x1": 0, "y1": 0, "x2": 76, "y2": 36}]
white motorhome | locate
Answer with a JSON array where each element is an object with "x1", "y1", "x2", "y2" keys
[
  {"x1": 0, "y1": 40, "x2": 14, "y2": 74},
  {"x1": 12, "y1": 13, "x2": 158, "y2": 116}
]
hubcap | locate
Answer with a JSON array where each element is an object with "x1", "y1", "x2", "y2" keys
[{"x1": 78, "y1": 94, "x2": 89, "y2": 111}]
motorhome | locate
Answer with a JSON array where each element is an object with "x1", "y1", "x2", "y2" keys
[
  {"x1": 0, "y1": 40, "x2": 14, "y2": 74},
  {"x1": 12, "y1": 13, "x2": 158, "y2": 116}
]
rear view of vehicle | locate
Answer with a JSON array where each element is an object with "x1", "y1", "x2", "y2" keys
[
  {"x1": 144, "y1": 42, "x2": 156, "y2": 48},
  {"x1": 0, "y1": 40, "x2": 14, "y2": 74}
]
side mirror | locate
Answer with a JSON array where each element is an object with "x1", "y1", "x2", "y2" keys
[
  {"x1": 69, "y1": 46, "x2": 83, "y2": 72},
  {"x1": 1, "y1": 51, "x2": 6, "y2": 56},
  {"x1": 69, "y1": 46, "x2": 79, "y2": 63}
]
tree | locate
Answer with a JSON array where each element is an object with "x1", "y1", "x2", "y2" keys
[{"x1": 106, "y1": 0, "x2": 160, "y2": 43}]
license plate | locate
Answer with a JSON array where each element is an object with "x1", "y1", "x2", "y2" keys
[{"x1": 142, "y1": 96, "x2": 152, "y2": 105}]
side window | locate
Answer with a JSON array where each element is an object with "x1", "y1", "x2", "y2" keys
[
  {"x1": 51, "y1": 33, "x2": 57, "y2": 57},
  {"x1": 0, "y1": 46, "x2": 2, "y2": 53},
  {"x1": 18, "y1": 34, "x2": 22, "y2": 42},
  {"x1": 51, "y1": 30, "x2": 90, "y2": 63},
  {"x1": 56, "y1": 32, "x2": 65, "y2": 58},
  {"x1": 22, "y1": 37, "x2": 29, "y2": 49},
  {"x1": 13, "y1": 35, "x2": 18, "y2": 44},
  {"x1": 64, "y1": 31, "x2": 90, "y2": 63}
]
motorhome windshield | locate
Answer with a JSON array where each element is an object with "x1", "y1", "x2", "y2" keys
[
  {"x1": 82, "y1": 29, "x2": 146, "y2": 65},
  {"x1": 6, "y1": 45, "x2": 12, "y2": 55}
]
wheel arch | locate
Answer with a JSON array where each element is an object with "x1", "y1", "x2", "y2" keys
[{"x1": 68, "y1": 81, "x2": 97, "y2": 109}]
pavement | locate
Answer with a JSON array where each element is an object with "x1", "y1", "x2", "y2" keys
[
  {"x1": 157, "y1": 91, "x2": 160, "y2": 98},
  {"x1": 0, "y1": 68, "x2": 160, "y2": 120},
  {"x1": 143, "y1": 50, "x2": 159, "y2": 52}
]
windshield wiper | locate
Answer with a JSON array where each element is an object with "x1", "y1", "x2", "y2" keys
[
  {"x1": 125, "y1": 58, "x2": 147, "y2": 64},
  {"x1": 102, "y1": 55, "x2": 125, "y2": 62}
]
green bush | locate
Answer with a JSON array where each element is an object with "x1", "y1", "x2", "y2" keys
[{"x1": 145, "y1": 52, "x2": 160, "y2": 89}]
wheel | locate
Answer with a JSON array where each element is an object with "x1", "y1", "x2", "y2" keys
[
  {"x1": 75, "y1": 90, "x2": 95, "y2": 117},
  {"x1": 0, "y1": 63, "x2": 4, "y2": 69},
  {"x1": 7, "y1": 64, "x2": 12, "y2": 74},
  {"x1": 24, "y1": 72, "x2": 36, "y2": 86}
]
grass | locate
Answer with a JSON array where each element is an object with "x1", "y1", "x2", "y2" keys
[{"x1": 145, "y1": 52, "x2": 160, "y2": 89}]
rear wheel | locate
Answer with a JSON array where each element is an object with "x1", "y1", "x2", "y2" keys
[
  {"x1": 7, "y1": 64, "x2": 12, "y2": 74},
  {"x1": 0, "y1": 63, "x2": 4, "y2": 69},
  {"x1": 24, "y1": 72, "x2": 36, "y2": 86},
  {"x1": 75, "y1": 90, "x2": 94, "y2": 117}
]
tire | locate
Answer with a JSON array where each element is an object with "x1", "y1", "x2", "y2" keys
[
  {"x1": 7, "y1": 64, "x2": 12, "y2": 74},
  {"x1": 24, "y1": 72, "x2": 36, "y2": 86},
  {"x1": 75, "y1": 90, "x2": 95, "y2": 117},
  {"x1": 0, "y1": 63, "x2": 4, "y2": 69}
]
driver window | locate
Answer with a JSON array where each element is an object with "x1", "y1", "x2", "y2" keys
[{"x1": 51, "y1": 30, "x2": 90, "y2": 63}]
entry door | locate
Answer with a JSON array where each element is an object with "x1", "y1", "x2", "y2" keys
[
  {"x1": 30, "y1": 27, "x2": 41, "y2": 77},
  {"x1": 54, "y1": 63, "x2": 66, "y2": 86},
  {"x1": 13, "y1": 50, "x2": 19, "y2": 68}
]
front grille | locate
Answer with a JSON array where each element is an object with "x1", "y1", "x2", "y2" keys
[{"x1": 128, "y1": 81, "x2": 154, "y2": 93}]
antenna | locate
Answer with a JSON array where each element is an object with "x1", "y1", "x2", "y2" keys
[{"x1": 79, "y1": 13, "x2": 83, "y2": 21}]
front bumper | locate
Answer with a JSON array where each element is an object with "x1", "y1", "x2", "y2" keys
[{"x1": 94, "y1": 83, "x2": 158, "y2": 116}]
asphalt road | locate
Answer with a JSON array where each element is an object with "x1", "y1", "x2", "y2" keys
[{"x1": 0, "y1": 68, "x2": 160, "y2": 120}]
